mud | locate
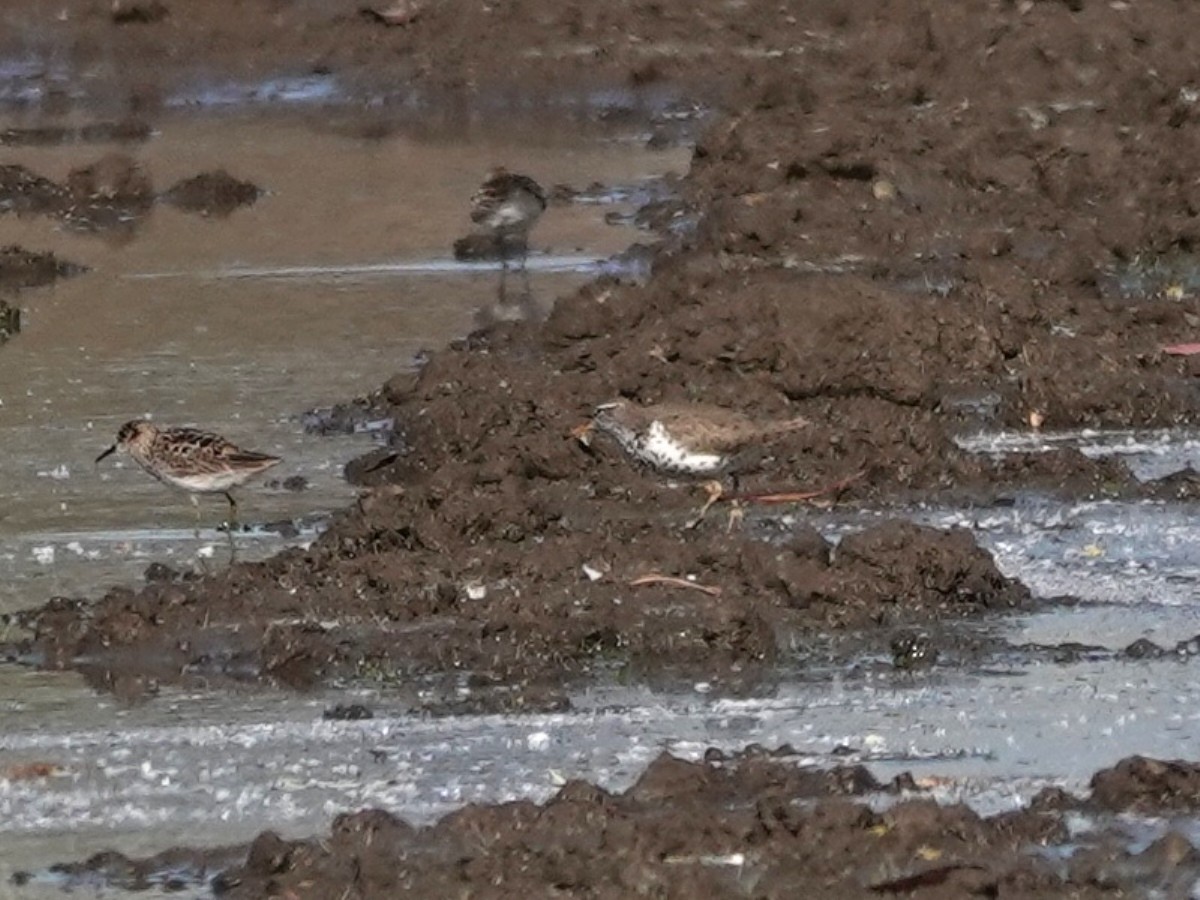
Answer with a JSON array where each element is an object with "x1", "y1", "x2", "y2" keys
[
  {"x1": 0, "y1": 155, "x2": 261, "y2": 233},
  {"x1": 13, "y1": 844, "x2": 242, "y2": 893},
  {"x1": 9, "y1": 0, "x2": 1200, "y2": 892},
  {"x1": 13, "y1": 0, "x2": 1200, "y2": 693},
  {"x1": 0, "y1": 154, "x2": 152, "y2": 235},
  {"x1": 0, "y1": 120, "x2": 150, "y2": 147},
  {"x1": 9, "y1": 516, "x2": 1029, "y2": 693},
  {"x1": 1088, "y1": 756, "x2": 1200, "y2": 816},
  {"x1": 0, "y1": 245, "x2": 84, "y2": 343},
  {"x1": 159, "y1": 170, "x2": 261, "y2": 217},
  {"x1": 0, "y1": 246, "x2": 84, "y2": 293},
  {"x1": 29, "y1": 751, "x2": 1200, "y2": 899}
]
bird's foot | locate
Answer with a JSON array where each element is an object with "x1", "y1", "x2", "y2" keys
[
  {"x1": 725, "y1": 501, "x2": 745, "y2": 533},
  {"x1": 686, "y1": 480, "x2": 725, "y2": 530}
]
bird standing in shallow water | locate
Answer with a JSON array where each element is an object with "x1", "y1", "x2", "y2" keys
[
  {"x1": 470, "y1": 167, "x2": 547, "y2": 297},
  {"x1": 573, "y1": 400, "x2": 811, "y2": 526},
  {"x1": 96, "y1": 420, "x2": 281, "y2": 556}
]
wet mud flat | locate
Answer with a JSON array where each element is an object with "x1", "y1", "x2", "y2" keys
[
  {"x1": 48, "y1": 751, "x2": 1200, "y2": 900},
  {"x1": 8, "y1": 0, "x2": 1200, "y2": 896},
  {"x1": 20, "y1": 746, "x2": 1200, "y2": 898}
]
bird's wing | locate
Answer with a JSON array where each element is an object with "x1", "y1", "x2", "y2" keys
[
  {"x1": 153, "y1": 429, "x2": 278, "y2": 476},
  {"x1": 470, "y1": 173, "x2": 546, "y2": 222},
  {"x1": 647, "y1": 404, "x2": 753, "y2": 453},
  {"x1": 508, "y1": 174, "x2": 547, "y2": 206}
]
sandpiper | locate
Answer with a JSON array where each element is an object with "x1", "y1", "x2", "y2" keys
[
  {"x1": 573, "y1": 400, "x2": 810, "y2": 525},
  {"x1": 469, "y1": 167, "x2": 547, "y2": 268},
  {"x1": 95, "y1": 420, "x2": 281, "y2": 523}
]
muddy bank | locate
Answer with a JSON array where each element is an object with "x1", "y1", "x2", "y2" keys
[
  {"x1": 13, "y1": 0, "x2": 1200, "y2": 693},
  {"x1": 26, "y1": 751, "x2": 1200, "y2": 898},
  {"x1": 3, "y1": 0, "x2": 1197, "y2": 432},
  {"x1": 6, "y1": 0, "x2": 1200, "y2": 891},
  {"x1": 10, "y1": 516, "x2": 1029, "y2": 694}
]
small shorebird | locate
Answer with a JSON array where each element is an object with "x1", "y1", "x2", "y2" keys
[
  {"x1": 573, "y1": 400, "x2": 811, "y2": 526},
  {"x1": 95, "y1": 420, "x2": 281, "y2": 530},
  {"x1": 469, "y1": 167, "x2": 547, "y2": 271}
]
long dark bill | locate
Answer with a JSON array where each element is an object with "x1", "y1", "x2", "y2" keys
[{"x1": 95, "y1": 445, "x2": 117, "y2": 463}]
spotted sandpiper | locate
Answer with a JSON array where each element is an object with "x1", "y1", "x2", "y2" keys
[{"x1": 573, "y1": 399, "x2": 810, "y2": 525}]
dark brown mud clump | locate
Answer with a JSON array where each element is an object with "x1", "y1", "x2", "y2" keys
[
  {"x1": 0, "y1": 246, "x2": 86, "y2": 292},
  {"x1": 1088, "y1": 756, "x2": 1200, "y2": 815},
  {"x1": 0, "y1": 158, "x2": 260, "y2": 233},
  {"x1": 11, "y1": 515, "x2": 1029, "y2": 693},
  {"x1": 0, "y1": 246, "x2": 87, "y2": 344},
  {"x1": 0, "y1": 154, "x2": 153, "y2": 234},
  {"x1": 35, "y1": 752, "x2": 1200, "y2": 899},
  {"x1": 160, "y1": 170, "x2": 261, "y2": 217}
]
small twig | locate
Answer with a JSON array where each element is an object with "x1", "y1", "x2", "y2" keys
[
  {"x1": 629, "y1": 574, "x2": 722, "y2": 596},
  {"x1": 725, "y1": 470, "x2": 866, "y2": 505}
]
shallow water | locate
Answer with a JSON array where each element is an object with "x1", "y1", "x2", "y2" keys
[{"x1": 956, "y1": 426, "x2": 1200, "y2": 481}]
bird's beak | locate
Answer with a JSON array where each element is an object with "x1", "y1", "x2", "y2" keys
[
  {"x1": 570, "y1": 421, "x2": 595, "y2": 447},
  {"x1": 95, "y1": 445, "x2": 117, "y2": 464}
]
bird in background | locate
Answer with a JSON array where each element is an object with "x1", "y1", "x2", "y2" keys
[{"x1": 470, "y1": 167, "x2": 547, "y2": 300}]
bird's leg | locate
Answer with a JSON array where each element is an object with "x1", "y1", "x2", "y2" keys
[
  {"x1": 686, "y1": 480, "x2": 725, "y2": 530},
  {"x1": 519, "y1": 233, "x2": 532, "y2": 291},
  {"x1": 726, "y1": 472, "x2": 744, "y2": 531},
  {"x1": 188, "y1": 494, "x2": 213, "y2": 575},
  {"x1": 726, "y1": 501, "x2": 746, "y2": 532},
  {"x1": 222, "y1": 492, "x2": 238, "y2": 565},
  {"x1": 498, "y1": 255, "x2": 509, "y2": 304}
]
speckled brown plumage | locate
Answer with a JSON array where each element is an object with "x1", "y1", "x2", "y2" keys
[
  {"x1": 470, "y1": 167, "x2": 547, "y2": 240},
  {"x1": 96, "y1": 420, "x2": 281, "y2": 507},
  {"x1": 589, "y1": 400, "x2": 809, "y2": 476}
]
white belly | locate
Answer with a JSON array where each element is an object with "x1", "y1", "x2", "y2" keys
[
  {"x1": 641, "y1": 422, "x2": 725, "y2": 474},
  {"x1": 486, "y1": 200, "x2": 532, "y2": 230},
  {"x1": 157, "y1": 470, "x2": 251, "y2": 493}
]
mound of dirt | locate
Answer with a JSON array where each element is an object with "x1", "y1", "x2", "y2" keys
[
  {"x1": 1089, "y1": 756, "x2": 1200, "y2": 815},
  {"x1": 0, "y1": 154, "x2": 153, "y2": 235},
  {"x1": 160, "y1": 170, "x2": 261, "y2": 217},
  {"x1": 0, "y1": 245, "x2": 87, "y2": 293},
  {"x1": 12, "y1": 511, "x2": 1030, "y2": 693},
  {"x1": 0, "y1": 158, "x2": 263, "y2": 231}
]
